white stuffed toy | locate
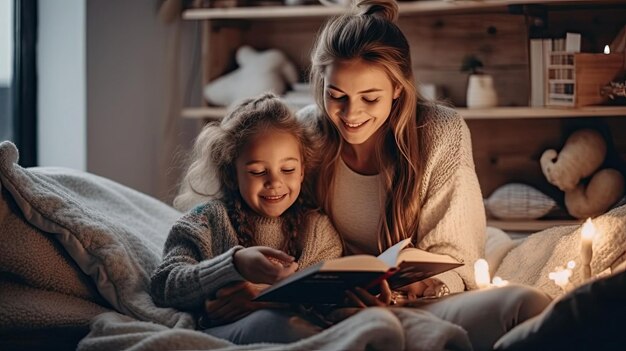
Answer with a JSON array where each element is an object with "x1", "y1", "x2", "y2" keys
[
  {"x1": 203, "y1": 45, "x2": 299, "y2": 107},
  {"x1": 540, "y1": 129, "x2": 625, "y2": 219}
]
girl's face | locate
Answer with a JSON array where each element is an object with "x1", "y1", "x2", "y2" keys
[
  {"x1": 235, "y1": 129, "x2": 304, "y2": 218},
  {"x1": 323, "y1": 59, "x2": 401, "y2": 146}
]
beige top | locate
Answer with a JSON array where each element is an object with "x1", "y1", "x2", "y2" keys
[
  {"x1": 332, "y1": 157, "x2": 384, "y2": 255},
  {"x1": 303, "y1": 103, "x2": 486, "y2": 292}
]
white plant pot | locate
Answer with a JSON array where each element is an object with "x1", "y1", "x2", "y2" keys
[{"x1": 466, "y1": 74, "x2": 498, "y2": 109}]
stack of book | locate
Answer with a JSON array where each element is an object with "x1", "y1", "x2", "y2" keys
[{"x1": 529, "y1": 33, "x2": 625, "y2": 108}]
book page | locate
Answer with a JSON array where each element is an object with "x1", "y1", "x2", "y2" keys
[
  {"x1": 321, "y1": 255, "x2": 389, "y2": 271},
  {"x1": 397, "y1": 248, "x2": 459, "y2": 265},
  {"x1": 376, "y1": 238, "x2": 413, "y2": 267}
]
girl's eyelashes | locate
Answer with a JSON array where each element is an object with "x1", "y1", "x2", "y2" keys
[{"x1": 248, "y1": 168, "x2": 297, "y2": 175}]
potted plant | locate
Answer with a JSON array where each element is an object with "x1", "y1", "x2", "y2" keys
[{"x1": 461, "y1": 54, "x2": 498, "y2": 109}]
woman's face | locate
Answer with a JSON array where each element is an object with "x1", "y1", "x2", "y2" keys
[
  {"x1": 323, "y1": 59, "x2": 400, "y2": 145},
  {"x1": 235, "y1": 129, "x2": 304, "y2": 218}
]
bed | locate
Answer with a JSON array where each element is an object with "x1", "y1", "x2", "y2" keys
[{"x1": 1, "y1": 140, "x2": 625, "y2": 351}]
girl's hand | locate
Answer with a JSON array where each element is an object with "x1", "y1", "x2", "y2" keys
[
  {"x1": 345, "y1": 280, "x2": 392, "y2": 307},
  {"x1": 203, "y1": 281, "x2": 289, "y2": 325},
  {"x1": 233, "y1": 246, "x2": 298, "y2": 284}
]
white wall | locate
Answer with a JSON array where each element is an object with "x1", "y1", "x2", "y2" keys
[
  {"x1": 37, "y1": 0, "x2": 86, "y2": 170},
  {"x1": 0, "y1": 0, "x2": 12, "y2": 86},
  {"x1": 37, "y1": 0, "x2": 200, "y2": 200},
  {"x1": 86, "y1": 0, "x2": 199, "y2": 200}
]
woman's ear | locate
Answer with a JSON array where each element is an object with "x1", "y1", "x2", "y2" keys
[{"x1": 393, "y1": 86, "x2": 402, "y2": 100}]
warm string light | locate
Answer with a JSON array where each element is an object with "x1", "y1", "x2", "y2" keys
[
  {"x1": 549, "y1": 261, "x2": 576, "y2": 292},
  {"x1": 473, "y1": 259, "x2": 509, "y2": 289}
]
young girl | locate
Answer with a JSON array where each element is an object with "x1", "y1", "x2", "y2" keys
[{"x1": 150, "y1": 93, "x2": 342, "y2": 343}]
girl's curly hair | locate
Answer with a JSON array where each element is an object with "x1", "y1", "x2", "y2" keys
[{"x1": 174, "y1": 93, "x2": 321, "y2": 257}]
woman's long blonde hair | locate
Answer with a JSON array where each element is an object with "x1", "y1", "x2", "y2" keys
[
  {"x1": 174, "y1": 93, "x2": 320, "y2": 257},
  {"x1": 310, "y1": 0, "x2": 425, "y2": 251}
]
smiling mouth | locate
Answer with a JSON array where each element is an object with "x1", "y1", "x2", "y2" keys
[
  {"x1": 261, "y1": 194, "x2": 287, "y2": 202},
  {"x1": 342, "y1": 119, "x2": 368, "y2": 129}
]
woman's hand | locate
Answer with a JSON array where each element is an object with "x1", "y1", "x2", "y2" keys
[
  {"x1": 396, "y1": 278, "x2": 449, "y2": 300},
  {"x1": 345, "y1": 280, "x2": 393, "y2": 307},
  {"x1": 233, "y1": 246, "x2": 298, "y2": 284},
  {"x1": 203, "y1": 281, "x2": 288, "y2": 325}
]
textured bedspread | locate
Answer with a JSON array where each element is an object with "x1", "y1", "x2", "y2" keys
[{"x1": 0, "y1": 141, "x2": 470, "y2": 351}]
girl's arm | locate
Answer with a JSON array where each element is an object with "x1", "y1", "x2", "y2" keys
[{"x1": 150, "y1": 216, "x2": 246, "y2": 310}]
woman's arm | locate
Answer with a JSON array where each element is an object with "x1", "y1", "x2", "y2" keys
[{"x1": 416, "y1": 107, "x2": 486, "y2": 292}]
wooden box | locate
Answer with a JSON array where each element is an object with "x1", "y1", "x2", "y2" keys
[{"x1": 546, "y1": 53, "x2": 625, "y2": 107}]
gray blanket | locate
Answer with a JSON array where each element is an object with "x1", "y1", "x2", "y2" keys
[{"x1": 0, "y1": 141, "x2": 470, "y2": 351}]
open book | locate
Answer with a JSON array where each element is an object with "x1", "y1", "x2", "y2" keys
[{"x1": 254, "y1": 238, "x2": 463, "y2": 304}]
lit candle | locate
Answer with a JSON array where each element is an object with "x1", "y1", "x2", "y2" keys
[
  {"x1": 474, "y1": 259, "x2": 491, "y2": 289},
  {"x1": 580, "y1": 218, "x2": 595, "y2": 280},
  {"x1": 604, "y1": 45, "x2": 611, "y2": 54}
]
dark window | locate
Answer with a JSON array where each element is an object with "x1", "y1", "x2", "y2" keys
[{"x1": 2, "y1": 0, "x2": 37, "y2": 166}]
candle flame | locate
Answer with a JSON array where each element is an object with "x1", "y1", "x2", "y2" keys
[
  {"x1": 581, "y1": 218, "x2": 596, "y2": 241},
  {"x1": 604, "y1": 45, "x2": 611, "y2": 54},
  {"x1": 474, "y1": 259, "x2": 491, "y2": 289}
]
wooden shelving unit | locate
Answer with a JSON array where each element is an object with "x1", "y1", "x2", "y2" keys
[
  {"x1": 180, "y1": 0, "x2": 626, "y2": 234},
  {"x1": 487, "y1": 219, "x2": 581, "y2": 232},
  {"x1": 182, "y1": 106, "x2": 626, "y2": 120},
  {"x1": 182, "y1": 0, "x2": 626, "y2": 20}
]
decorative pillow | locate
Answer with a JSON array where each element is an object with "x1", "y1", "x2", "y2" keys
[
  {"x1": 484, "y1": 183, "x2": 557, "y2": 220},
  {"x1": 0, "y1": 141, "x2": 193, "y2": 328},
  {"x1": 493, "y1": 267, "x2": 626, "y2": 350},
  {"x1": 484, "y1": 226, "x2": 520, "y2": 276}
]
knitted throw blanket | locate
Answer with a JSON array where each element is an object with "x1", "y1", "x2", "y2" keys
[{"x1": 0, "y1": 141, "x2": 471, "y2": 351}]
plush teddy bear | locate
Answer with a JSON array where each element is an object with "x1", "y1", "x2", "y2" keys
[
  {"x1": 203, "y1": 45, "x2": 299, "y2": 107},
  {"x1": 540, "y1": 128, "x2": 625, "y2": 219}
]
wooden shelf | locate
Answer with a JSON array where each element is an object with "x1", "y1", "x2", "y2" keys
[
  {"x1": 487, "y1": 219, "x2": 582, "y2": 232},
  {"x1": 458, "y1": 106, "x2": 626, "y2": 120},
  {"x1": 182, "y1": 0, "x2": 626, "y2": 20},
  {"x1": 182, "y1": 106, "x2": 626, "y2": 120}
]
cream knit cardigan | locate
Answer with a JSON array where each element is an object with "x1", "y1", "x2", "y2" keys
[{"x1": 300, "y1": 104, "x2": 486, "y2": 292}]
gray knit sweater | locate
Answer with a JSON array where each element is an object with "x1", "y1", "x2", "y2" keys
[{"x1": 150, "y1": 200, "x2": 342, "y2": 310}]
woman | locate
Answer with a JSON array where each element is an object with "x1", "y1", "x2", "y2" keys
[
  {"x1": 201, "y1": 0, "x2": 551, "y2": 349},
  {"x1": 301, "y1": 0, "x2": 550, "y2": 348}
]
